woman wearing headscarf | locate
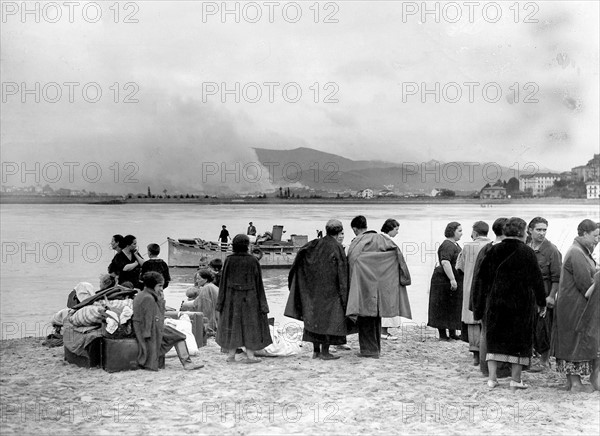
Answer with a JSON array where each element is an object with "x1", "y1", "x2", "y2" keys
[
  {"x1": 427, "y1": 222, "x2": 464, "y2": 341},
  {"x1": 216, "y1": 234, "x2": 272, "y2": 363},
  {"x1": 551, "y1": 219, "x2": 600, "y2": 393}
]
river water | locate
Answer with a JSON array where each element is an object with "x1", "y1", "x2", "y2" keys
[{"x1": 1, "y1": 202, "x2": 598, "y2": 339}]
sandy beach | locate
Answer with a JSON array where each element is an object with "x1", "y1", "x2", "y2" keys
[{"x1": 2, "y1": 323, "x2": 599, "y2": 435}]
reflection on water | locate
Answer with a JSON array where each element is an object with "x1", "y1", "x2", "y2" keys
[{"x1": 1, "y1": 203, "x2": 598, "y2": 339}]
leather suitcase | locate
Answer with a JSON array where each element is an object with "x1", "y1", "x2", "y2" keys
[
  {"x1": 64, "y1": 337, "x2": 103, "y2": 368},
  {"x1": 102, "y1": 338, "x2": 139, "y2": 373}
]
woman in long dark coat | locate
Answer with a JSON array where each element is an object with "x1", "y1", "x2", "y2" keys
[
  {"x1": 474, "y1": 217, "x2": 546, "y2": 390},
  {"x1": 216, "y1": 234, "x2": 272, "y2": 363},
  {"x1": 428, "y1": 222, "x2": 464, "y2": 340},
  {"x1": 551, "y1": 219, "x2": 599, "y2": 392}
]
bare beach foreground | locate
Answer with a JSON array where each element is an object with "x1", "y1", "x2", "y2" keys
[{"x1": 1, "y1": 325, "x2": 599, "y2": 436}]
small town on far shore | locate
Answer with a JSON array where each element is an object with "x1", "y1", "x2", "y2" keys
[{"x1": 2, "y1": 154, "x2": 598, "y2": 202}]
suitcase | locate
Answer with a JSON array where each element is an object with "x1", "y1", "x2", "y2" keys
[
  {"x1": 102, "y1": 338, "x2": 139, "y2": 373},
  {"x1": 64, "y1": 337, "x2": 103, "y2": 368}
]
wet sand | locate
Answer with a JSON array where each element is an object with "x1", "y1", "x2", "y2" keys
[{"x1": 1, "y1": 324, "x2": 599, "y2": 435}]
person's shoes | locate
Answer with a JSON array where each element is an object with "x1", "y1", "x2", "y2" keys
[
  {"x1": 243, "y1": 357, "x2": 262, "y2": 364},
  {"x1": 487, "y1": 380, "x2": 499, "y2": 389},
  {"x1": 183, "y1": 361, "x2": 205, "y2": 370},
  {"x1": 320, "y1": 353, "x2": 341, "y2": 360},
  {"x1": 312, "y1": 352, "x2": 321, "y2": 359},
  {"x1": 336, "y1": 344, "x2": 351, "y2": 351},
  {"x1": 509, "y1": 380, "x2": 529, "y2": 390},
  {"x1": 472, "y1": 353, "x2": 480, "y2": 366},
  {"x1": 525, "y1": 364, "x2": 544, "y2": 373},
  {"x1": 356, "y1": 352, "x2": 380, "y2": 359},
  {"x1": 381, "y1": 333, "x2": 398, "y2": 341},
  {"x1": 449, "y1": 334, "x2": 461, "y2": 340},
  {"x1": 174, "y1": 341, "x2": 204, "y2": 370}
]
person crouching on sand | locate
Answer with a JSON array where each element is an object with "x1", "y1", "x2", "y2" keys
[
  {"x1": 216, "y1": 234, "x2": 273, "y2": 363},
  {"x1": 133, "y1": 272, "x2": 204, "y2": 371}
]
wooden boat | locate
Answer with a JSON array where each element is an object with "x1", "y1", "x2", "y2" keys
[{"x1": 168, "y1": 226, "x2": 308, "y2": 269}]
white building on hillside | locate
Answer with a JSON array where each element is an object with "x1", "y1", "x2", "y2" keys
[
  {"x1": 519, "y1": 173, "x2": 561, "y2": 196},
  {"x1": 587, "y1": 182, "x2": 599, "y2": 200}
]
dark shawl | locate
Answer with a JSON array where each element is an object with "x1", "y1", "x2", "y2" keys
[
  {"x1": 285, "y1": 236, "x2": 349, "y2": 337},
  {"x1": 216, "y1": 253, "x2": 272, "y2": 350},
  {"x1": 551, "y1": 238, "x2": 597, "y2": 361},
  {"x1": 475, "y1": 239, "x2": 546, "y2": 357},
  {"x1": 471, "y1": 242, "x2": 494, "y2": 319},
  {"x1": 132, "y1": 288, "x2": 164, "y2": 371}
]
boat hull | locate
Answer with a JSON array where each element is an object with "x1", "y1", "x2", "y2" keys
[{"x1": 167, "y1": 238, "x2": 298, "y2": 268}]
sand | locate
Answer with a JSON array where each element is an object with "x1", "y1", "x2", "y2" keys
[{"x1": 1, "y1": 324, "x2": 599, "y2": 436}]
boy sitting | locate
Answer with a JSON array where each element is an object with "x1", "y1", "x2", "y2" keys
[{"x1": 133, "y1": 272, "x2": 203, "y2": 371}]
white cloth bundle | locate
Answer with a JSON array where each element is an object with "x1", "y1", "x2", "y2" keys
[{"x1": 164, "y1": 314, "x2": 199, "y2": 356}]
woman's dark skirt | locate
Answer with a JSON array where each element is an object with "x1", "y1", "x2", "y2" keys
[
  {"x1": 427, "y1": 266, "x2": 463, "y2": 330},
  {"x1": 303, "y1": 329, "x2": 347, "y2": 345}
]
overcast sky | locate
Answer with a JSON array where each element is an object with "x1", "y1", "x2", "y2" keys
[{"x1": 1, "y1": 1, "x2": 598, "y2": 193}]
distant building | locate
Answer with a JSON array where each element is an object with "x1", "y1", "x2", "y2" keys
[
  {"x1": 572, "y1": 154, "x2": 600, "y2": 182},
  {"x1": 519, "y1": 173, "x2": 561, "y2": 196},
  {"x1": 560, "y1": 171, "x2": 575, "y2": 182},
  {"x1": 357, "y1": 189, "x2": 374, "y2": 199},
  {"x1": 480, "y1": 186, "x2": 507, "y2": 199},
  {"x1": 587, "y1": 182, "x2": 600, "y2": 200},
  {"x1": 56, "y1": 188, "x2": 72, "y2": 196},
  {"x1": 572, "y1": 165, "x2": 592, "y2": 182},
  {"x1": 378, "y1": 189, "x2": 395, "y2": 197}
]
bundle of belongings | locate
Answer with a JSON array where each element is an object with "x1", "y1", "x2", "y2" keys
[{"x1": 51, "y1": 282, "x2": 138, "y2": 358}]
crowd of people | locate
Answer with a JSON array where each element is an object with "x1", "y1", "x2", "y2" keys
[{"x1": 64, "y1": 216, "x2": 599, "y2": 393}]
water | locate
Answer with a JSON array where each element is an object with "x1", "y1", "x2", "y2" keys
[{"x1": 1, "y1": 202, "x2": 598, "y2": 339}]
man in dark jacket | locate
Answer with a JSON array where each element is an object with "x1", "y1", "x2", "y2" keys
[{"x1": 285, "y1": 219, "x2": 349, "y2": 360}]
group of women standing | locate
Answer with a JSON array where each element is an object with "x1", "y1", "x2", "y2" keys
[{"x1": 428, "y1": 217, "x2": 599, "y2": 392}]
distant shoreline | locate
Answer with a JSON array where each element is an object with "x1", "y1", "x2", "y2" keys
[{"x1": 0, "y1": 195, "x2": 594, "y2": 205}]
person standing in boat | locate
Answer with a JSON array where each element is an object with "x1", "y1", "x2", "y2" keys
[
  {"x1": 247, "y1": 222, "x2": 257, "y2": 236},
  {"x1": 218, "y1": 225, "x2": 230, "y2": 252},
  {"x1": 285, "y1": 219, "x2": 349, "y2": 360}
]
